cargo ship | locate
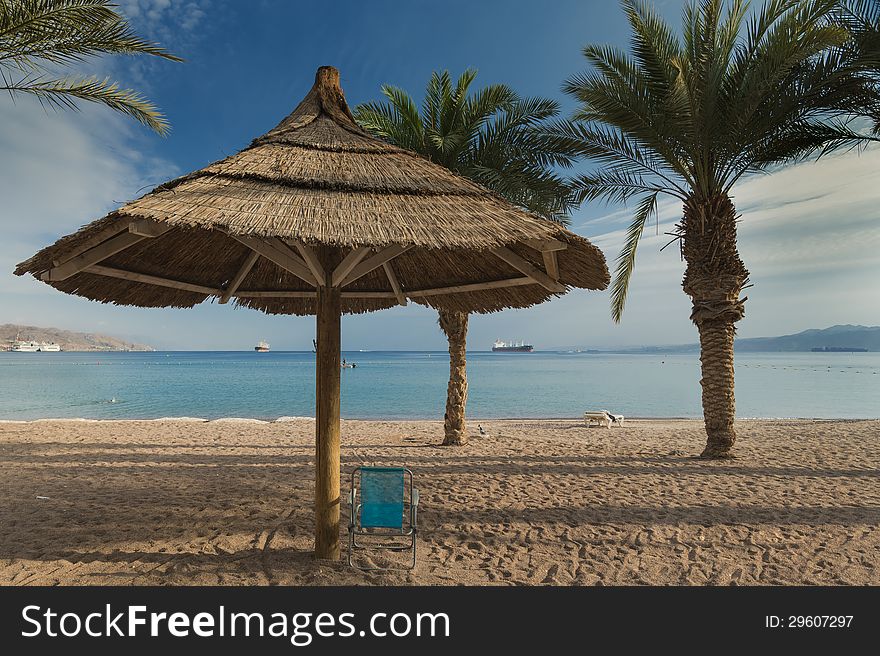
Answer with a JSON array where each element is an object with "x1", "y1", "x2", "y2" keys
[
  {"x1": 491, "y1": 339, "x2": 534, "y2": 353},
  {"x1": 810, "y1": 346, "x2": 868, "y2": 352},
  {"x1": 254, "y1": 340, "x2": 270, "y2": 352}
]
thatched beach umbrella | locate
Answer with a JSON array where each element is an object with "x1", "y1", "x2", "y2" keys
[{"x1": 15, "y1": 67, "x2": 609, "y2": 560}]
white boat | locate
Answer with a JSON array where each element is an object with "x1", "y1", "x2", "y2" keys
[
  {"x1": 12, "y1": 340, "x2": 61, "y2": 352},
  {"x1": 11, "y1": 340, "x2": 40, "y2": 352},
  {"x1": 255, "y1": 340, "x2": 270, "y2": 352}
]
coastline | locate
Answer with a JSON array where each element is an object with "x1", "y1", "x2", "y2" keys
[{"x1": 1, "y1": 415, "x2": 876, "y2": 423}]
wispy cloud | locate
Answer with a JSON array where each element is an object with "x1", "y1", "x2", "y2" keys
[
  {"x1": 0, "y1": 101, "x2": 178, "y2": 294},
  {"x1": 571, "y1": 147, "x2": 880, "y2": 344},
  {"x1": 111, "y1": 1, "x2": 213, "y2": 91},
  {"x1": 117, "y1": 1, "x2": 210, "y2": 38}
]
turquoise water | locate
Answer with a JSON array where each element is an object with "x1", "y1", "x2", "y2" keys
[{"x1": 0, "y1": 350, "x2": 878, "y2": 420}]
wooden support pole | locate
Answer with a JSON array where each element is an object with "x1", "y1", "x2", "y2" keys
[
  {"x1": 42, "y1": 225, "x2": 170, "y2": 282},
  {"x1": 236, "y1": 290, "x2": 316, "y2": 298},
  {"x1": 382, "y1": 262, "x2": 407, "y2": 306},
  {"x1": 315, "y1": 285, "x2": 342, "y2": 560},
  {"x1": 237, "y1": 278, "x2": 537, "y2": 300},
  {"x1": 491, "y1": 247, "x2": 565, "y2": 293},
  {"x1": 331, "y1": 247, "x2": 370, "y2": 287},
  {"x1": 542, "y1": 250, "x2": 560, "y2": 281},
  {"x1": 128, "y1": 219, "x2": 170, "y2": 238},
  {"x1": 230, "y1": 235, "x2": 317, "y2": 286},
  {"x1": 339, "y1": 244, "x2": 411, "y2": 287},
  {"x1": 220, "y1": 251, "x2": 260, "y2": 304},
  {"x1": 266, "y1": 238, "x2": 322, "y2": 286},
  {"x1": 408, "y1": 277, "x2": 534, "y2": 297},
  {"x1": 84, "y1": 265, "x2": 219, "y2": 295},
  {"x1": 293, "y1": 241, "x2": 328, "y2": 287},
  {"x1": 522, "y1": 238, "x2": 568, "y2": 252},
  {"x1": 342, "y1": 291, "x2": 397, "y2": 299},
  {"x1": 521, "y1": 238, "x2": 564, "y2": 282},
  {"x1": 52, "y1": 218, "x2": 134, "y2": 267}
]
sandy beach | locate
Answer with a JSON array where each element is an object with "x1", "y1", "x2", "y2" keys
[{"x1": 0, "y1": 417, "x2": 877, "y2": 586}]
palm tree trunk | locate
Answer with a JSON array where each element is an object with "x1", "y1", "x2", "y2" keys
[
  {"x1": 681, "y1": 194, "x2": 749, "y2": 459},
  {"x1": 694, "y1": 319, "x2": 737, "y2": 457},
  {"x1": 438, "y1": 309, "x2": 469, "y2": 446}
]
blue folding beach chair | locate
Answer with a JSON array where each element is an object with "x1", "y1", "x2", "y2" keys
[{"x1": 348, "y1": 467, "x2": 419, "y2": 570}]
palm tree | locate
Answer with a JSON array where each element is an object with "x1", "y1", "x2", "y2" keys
[
  {"x1": 551, "y1": 0, "x2": 873, "y2": 457},
  {"x1": 355, "y1": 70, "x2": 576, "y2": 445},
  {"x1": 834, "y1": 1, "x2": 880, "y2": 131},
  {"x1": 0, "y1": 0, "x2": 181, "y2": 134}
]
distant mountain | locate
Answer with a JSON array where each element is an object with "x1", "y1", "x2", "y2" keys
[
  {"x1": 0, "y1": 324, "x2": 153, "y2": 352},
  {"x1": 556, "y1": 325, "x2": 880, "y2": 354},
  {"x1": 734, "y1": 325, "x2": 880, "y2": 352}
]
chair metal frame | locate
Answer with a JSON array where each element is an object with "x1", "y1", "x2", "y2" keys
[{"x1": 347, "y1": 466, "x2": 419, "y2": 571}]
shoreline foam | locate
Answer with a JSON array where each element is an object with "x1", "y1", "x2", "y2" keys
[{"x1": 1, "y1": 415, "x2": 876, "y2": 424}]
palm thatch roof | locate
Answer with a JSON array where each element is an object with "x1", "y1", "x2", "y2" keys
[{"x1": 15, "y1": 66, "x2": 609, "y2": 315}]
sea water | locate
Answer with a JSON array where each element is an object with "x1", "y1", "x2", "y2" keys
[{"x1": 0, "y1": 350, "x2": 877, "y2": 420}]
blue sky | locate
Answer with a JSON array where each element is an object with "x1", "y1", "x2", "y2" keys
[{"x1": 1, "y1": 0, "x2": 879, "y2": 350}]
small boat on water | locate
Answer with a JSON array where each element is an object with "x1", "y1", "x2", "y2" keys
[
  {"x1": 11, "y1": 340, "x2": 61, "y2": 352},
  {"x1": 492, "y1": 339, "x2": 534, "y2": 353},
  {"x1": 255, "y1": 340, "x2": 270, "y2": 352}
]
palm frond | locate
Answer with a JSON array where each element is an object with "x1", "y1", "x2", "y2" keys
[
  {"x1": 724, "y1": 0, "x2": 847, "y2": 143},
  {"x1": 572, "y1": 169, "x2": 673, "y2": 204},
  {"x1": 0, "y1": 73, "x2": 170, "y2": 134},
  {"x1": 463, "y1": 83, "x2": 517, "y2": 129},
  {"x1": 355, "y1": 69, "x2": 576, "y2": 222},
  {"x1": 564, "y1": 0, "x2": 874, "y2": 323},
  {"x1": 352, "y1": 100, "x2": 424, "y2": 153},
  {"x1": 466, "y1": 162, "x2": 576, "y2": 223},
  {"x1": 0, "y1": 0, "x2": 180, "y2": 133},
  {"x1": 611, "y1": 192, "x2": 658, "y2": 323},
  {"x1": 0, "y1": 0, "x2": 181, "y2": 71},
  {"x1": 621, "y1": 0, "x2": 682, "y2": 93},
  {"x1": 831, "y1": 1, "x2": 880, "y2": 133},
  {"x1": 437, "y1": 69, "x2": 468, "y2": 148},
  {"x1": 833, "y1": 0, "x2": 880, "y2": 33},
  {"x1": 539, "y1": 119, "x2": 691, "y2": 195},
  {"x1": 379, "y1": 84, "x2": 425, "y2": 146}
]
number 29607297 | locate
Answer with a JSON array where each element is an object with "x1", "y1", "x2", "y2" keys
[{"x1": 765, "y1": 616, "x2": 853, "y2": 628}]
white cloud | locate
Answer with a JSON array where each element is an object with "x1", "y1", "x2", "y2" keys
[
  {"x1": 1, "y1": 104, "x2": 172, "y2": 231},
  {"x1": 573, "y1": 147, "x2": 880, "y2": 345},
  {"x1": 0, "y1": 99, "x2": 178, "y2": 302},
  {"x1": 117, "y1": 1, "x2": 209, "y2": 36},
  {"x1": 110, "y1": 1, "x2": 211, "y2": 92}
]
